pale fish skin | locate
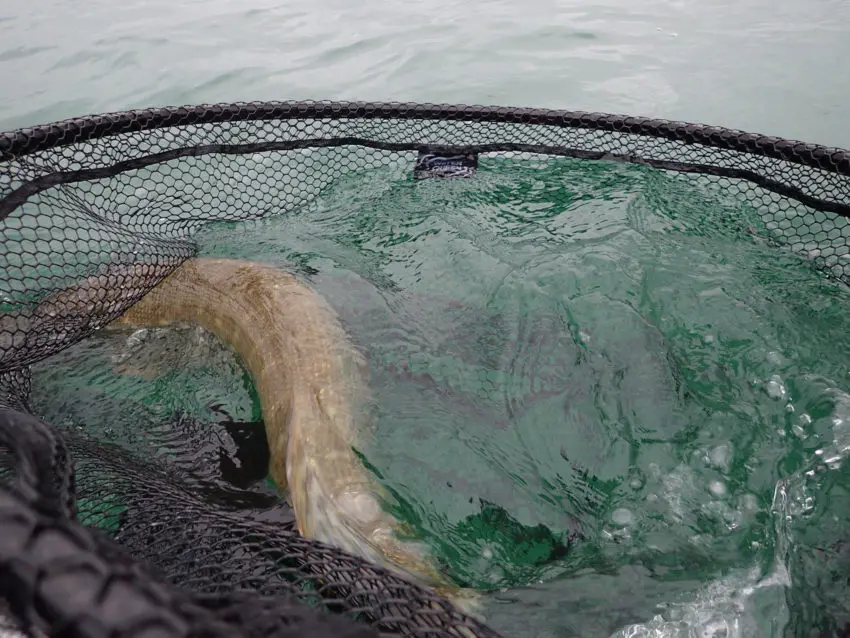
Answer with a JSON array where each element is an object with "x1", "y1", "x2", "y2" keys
[{"x1": 103, "y1": 257, "x2": 483, "y2": 618}]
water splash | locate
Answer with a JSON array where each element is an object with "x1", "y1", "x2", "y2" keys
[{"x1": 610, "y1": 385, "x2": 850, "y2": 638}]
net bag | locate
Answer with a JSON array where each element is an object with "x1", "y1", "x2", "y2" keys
[{"x1": 1, "y1": 101, "x2": 849, "y2": 638}]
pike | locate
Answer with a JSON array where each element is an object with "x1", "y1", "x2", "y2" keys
[{"x1": 105, "y1": 257, "x2": 482, "y2": 618}]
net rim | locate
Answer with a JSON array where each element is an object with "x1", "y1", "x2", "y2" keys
[{"x1": 1, "y1": 100, "x2": 848, "y2": 174}]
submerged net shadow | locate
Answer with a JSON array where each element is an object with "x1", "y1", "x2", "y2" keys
[{"x1": 1, "y1": 101, "x2": 849, "y2": 637}]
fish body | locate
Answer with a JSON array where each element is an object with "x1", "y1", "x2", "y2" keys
[{"x1": 108, "y1": 257, "x2": 481, "y2": 616}]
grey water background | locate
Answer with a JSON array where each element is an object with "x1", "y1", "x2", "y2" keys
[
  {"x1": 5, "y1": 1, "x2": 850, "y2": 637},
  {"x1": 1, "y1": 0, "x2": 849, "y2": 149}
]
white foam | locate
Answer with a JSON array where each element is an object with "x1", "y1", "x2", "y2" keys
[{"x1": 609, "y1": 564, "x2": 790, "y2": 638}]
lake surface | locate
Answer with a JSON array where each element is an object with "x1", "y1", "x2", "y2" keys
[
  {"x1": 5, "y1": 1, "x2": 850, "y2": 637},
  {"x1": 1, "y1": 0, "x2": 849, "y2": 148}
]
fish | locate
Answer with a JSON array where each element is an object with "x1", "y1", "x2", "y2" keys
[{"x1": 104, "y1": 257, "x2": 483, "y2": 618}]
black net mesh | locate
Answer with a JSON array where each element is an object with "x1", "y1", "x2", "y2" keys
[
  {"x1": 0, "y1": 101, "x2": 849, "y2": 638},
  {"x1": 0, "y1": 406, "x2": 493, "y2": 638}
]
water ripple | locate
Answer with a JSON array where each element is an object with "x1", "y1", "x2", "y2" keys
[{"x1": 2, "y1": 0, "x2": 849, "y2": 146}]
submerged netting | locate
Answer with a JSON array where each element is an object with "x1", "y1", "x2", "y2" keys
[{"x1": 1, "y1": 101, "x2": 849, "y2": 638}]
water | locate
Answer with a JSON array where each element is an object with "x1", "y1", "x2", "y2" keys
[
  {"x1": 1, "y1": 0, "x2": 850, "y2": 149},
  {"x1": 27, "y1": 157, "x2": 850, "y2": 636},
  {"x1": 4, "y1": 0, "x2": 850, "y2": 635}
]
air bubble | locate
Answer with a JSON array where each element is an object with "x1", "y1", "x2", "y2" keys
[
  {"x1": 709, "y1": 444, "x2": 732, "y2": 471},
  {"x1": 709, "y1": 481, "x2": 727, "y2": 497},
  {"x1": 765, "y1": 375, "x2": 786, "y2": 400},
  {"x1": 766, "y1": 350, "x2": 783, "y2": 366},
  {"x1": 825, "y1": 456, "x2": 842, "y2": 469},
  {"x1": 740, "y1": 494, "x2": 758, "y2": 511},
  {"x1": 611, "y1": 508, "x2": 634, "y2": 527}
]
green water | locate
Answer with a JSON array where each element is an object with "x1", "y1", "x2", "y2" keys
[{"x1": 29, "y1": 157, "x2": 850, "y2": 636}]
